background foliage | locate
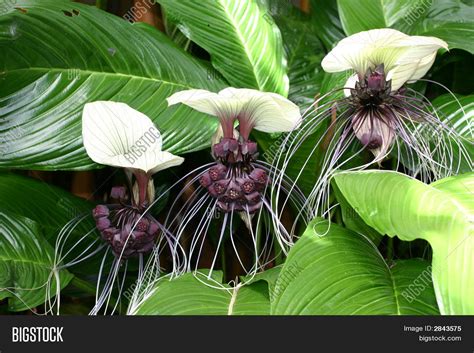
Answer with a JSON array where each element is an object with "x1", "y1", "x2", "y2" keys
[{"x1": 0, "y1": 0, "x2": 472, "y2": 315}]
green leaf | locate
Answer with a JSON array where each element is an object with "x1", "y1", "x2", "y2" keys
[
  {"x1": 162, "y1": 9, "x2": 192, "y2": 51},
  {"x1": 274, "y1": 7, "x2": 325, "y2": 110},
  {"x1": 271, "y1": 219, "x2": 439, "y2": 315},
  {"x1": 333, "y1": 171, "x2": 474, "y2": 314},
  {"x1": 0, "y1": 210, "x2": 73, "y2": 311},
  {"x1": 0, "y1": 173, "x2": 100, "y2": 274},
  {"x1": 158, "y1": 0, "x2": 288, "y2": 96},
  {"x1": 310, "y1": 0, "x2": 345, "y2": 50},
  {"x1": 337, "y1": 0, "x2": 474, "y2": 54},
  {"x1": 332, "y1": 182, "x2": 383, "y2": 246},
  {"x1": 241, "y1": 265, "x2": 282, "y2": 302},
  {"x1": 411, "y1": 0, "x2": 474, "y2": 54},
  {"x1": 0, "y1": 173, "x2": 94, "y2": 242},
  {"x1": 337, "y1": 0, "x2": 387, "y2": 35},
  {"x1": 0, "y1": 0, "x2": 226, "y2": 170},
  {"x1": 132, "y1": 271, "x2": 270, "y2": 315}
]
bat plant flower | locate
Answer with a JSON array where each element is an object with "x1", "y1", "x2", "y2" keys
[
  {"x1": 82, "y1": 101, "x2": 184, "y2": 259},
  {"x1": 162, "y1": 87, "x2": 307, "y2": 277},
  {"x1": 53, "y1": 101, "x2": 185, "y2": 314},
  {"x1": 322, "y1": 28, "x2": 449, "y2": 159},
  {"x1": 273, "y1": 28, "x2": 472, "y2": 218}
]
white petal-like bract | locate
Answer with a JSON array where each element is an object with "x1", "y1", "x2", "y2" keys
[
  {"x1": 322, "y1": 28, "x2": 448, "y2": 91},
  {"x1": 167, "y1": 89, "x2": 243, "y2": 121},
  {"x1": 82, "y1": 101, "x2": 184, "y2": 174},
  {"x1": 167, "y1": 88, "x2": 301, "y2": 133}
]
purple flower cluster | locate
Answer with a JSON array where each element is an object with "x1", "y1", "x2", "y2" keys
[
  {"x1": 200, "y1": 137, "x2": 268, "y2": 213},
  {"x1": 92, "y1": 204, "x2": 160, "y2": 258}
]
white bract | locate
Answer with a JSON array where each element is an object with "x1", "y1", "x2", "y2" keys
[
  {"x1": 321, "y1": 28, "x2": 448, "y2": 92},
  {"x1": 167, "y1": 87, "x2": 301, "y2": 135},
  {"x1": 82, "y1": 101, "x2": 184, "y2": 174}
]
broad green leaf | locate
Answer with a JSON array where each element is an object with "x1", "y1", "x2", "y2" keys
[
  {"x1": 310, "y1": 0, "x2": 345, "y2": 50},
  {"x1": 274, "y1": 7, "x2": 325, "y2": 110},
  {"x1": 337, "y1": 0, "x2": 474, "y2": 54},
  {"x1": 0, "y1": 173, "x2": 100, "y2": 274},
  {"x1": 271, "y1": 219, "x2": 439, "y2": 315},
  {"x1": 0, "y1": 0, "x2": 226, "y2": 170},
  {"x1": 241, "y1": 265, "x2": 282, "y2": 302},
  {"x1": 0, "y1": 173, "x2": 94, "y2": 242},
  {"x1": 334, "y1": 171, "x2": 473, "y2": 314},
  {"x1": 420, "y1": 22, "x2": 474, "y2": 55},
  {"x1": 411, "y1": 0, "x2": 474, "y2": 54},
  {"x1": 0, "y1": 210, "x2": 73, "y2": 311},
  {"x1": 337, "y1": 0, "x2": 386, "y2": 35},
  {"x1": 158, "y1": 0, "x2": 288, "y2": 96},
  {"x1": 332, "y1": 182, "x2": 383, "y2": 246},
  {"x1": 132, "y1": 271, "x2": 270, "y2": 315},
  {"x1": 162, "y1": 9, "x2": 192, "y2": 51}
]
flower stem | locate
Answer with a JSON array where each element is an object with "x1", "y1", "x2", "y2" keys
[
  {"x1": 133, "y1": 171, "x2": 150, "y2": 209},
  {"x1": 387, "y1": 237, "x2": 394, "y2": 264}
]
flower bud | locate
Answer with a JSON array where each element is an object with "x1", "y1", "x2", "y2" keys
[
  {"x1": 208, "y1": 164, "x2": 227, "y2": 181},
  {"x1": 110, "y1": 186, "x2": 127, "y2": 201},
  {"x1": 147, "y1": 221, "x2": 159, "y2": 236},
  {"x1": 241, "y1": 141, "x2": 258, "y2": 156},
  {"x1": 96, "y1": 217, "x2": 111, "y2": 231},
  {"x1": 226, "y1": 180, "x2": 243, "y2": 200},
  {"x1": 245, "y1": 192, "x2": 261, "y2": 205},
  {"x1": 237, "y1": 178, "x2": 255, "y2": 194},
  {"x1": 199, "y1": 172, "x2": 212, "y2": 188},
  {"x1": 136, "y1": 218, "x2": 150, "y2": 232},
  {"x1": 249, "y1": 168, "x2": 268, "y2": 185},
  {"x1": 209, "y1": 180, "x2": 228, "y2": 196},
  {"x1": 101, "y1": 227, "x2": 119, "y2": 242},
  {"x1": 367, "y1": 64, "x2": 385, "y2": 91},
  {"x1": 92, "y1": 205, "x2": 109, "y2": 219}
]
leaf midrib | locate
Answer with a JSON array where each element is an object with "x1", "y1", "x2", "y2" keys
[
  {"x1": 218, "y1": 0, "x2": 262, "y2": 89},
  {"x1": 388, "y1": 266, "x2": 402, "y2": 315},
  {"x1": 6, "y1": 67, "x2": 202, "y2": 90},
  {"x1": 0, "y1": 255, "x2": 53, "y2": 270}
]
